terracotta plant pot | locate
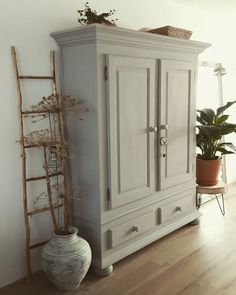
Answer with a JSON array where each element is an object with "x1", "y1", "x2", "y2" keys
[
  {"x1": 196, "y1": 158, "x2": 222, "y2": 186},
  {"x1": 87, "y1": 20, "x2": 116, "y2": 26}
]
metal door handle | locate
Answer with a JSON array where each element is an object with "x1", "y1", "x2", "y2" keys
[
  {"x1": 149, "y1": 126, "x2": 158, "y2": 133},
  {"x1": 160, "y1": 124, "x2": 168, "y2": 130}
]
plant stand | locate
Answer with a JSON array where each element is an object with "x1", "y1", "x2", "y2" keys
[{"x1": 196, "y1": 182, "x2": 226, "y2": 215}]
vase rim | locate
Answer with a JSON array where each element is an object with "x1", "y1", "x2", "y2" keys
[{"x1": 54, "y1": 226, "x2": 78, "y2": 238}]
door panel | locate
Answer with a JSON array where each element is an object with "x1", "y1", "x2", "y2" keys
[
  {"x1": 107, "y1": 55, "x2": 156, "y2": 208},
  {"x1": 159, "y1": 60, "x2": 195, "y2": 189}
]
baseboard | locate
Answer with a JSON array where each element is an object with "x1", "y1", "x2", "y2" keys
[{"x1": 227, "y1": 180, "x2": 236, "y2": 189}]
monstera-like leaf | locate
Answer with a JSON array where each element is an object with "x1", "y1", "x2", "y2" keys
[
  {"x1": 197, "y1": 100, "x2": 236, "y2": 160},
  {"x1": 216, "y1": 101, "x2": 236, "y2": 118},
  {"x1": 197, "y1": 108, "x2": 215, "y2": 125}
]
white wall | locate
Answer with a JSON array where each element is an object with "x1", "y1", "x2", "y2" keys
[{"x1": 1, "y1": 0, "x2": 236, "y2": 288}]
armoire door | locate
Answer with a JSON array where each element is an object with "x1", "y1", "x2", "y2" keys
[
  {"x1": 106, "y1": 55, "x2": 156, "y2": 209},
  {"x1": 159, "y1": 60, "x2": 195, "y2": 190}
]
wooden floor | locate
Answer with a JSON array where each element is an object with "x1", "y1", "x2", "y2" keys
[{"x1": 2, "y1": 187, "x2": 236, "y2": 295}]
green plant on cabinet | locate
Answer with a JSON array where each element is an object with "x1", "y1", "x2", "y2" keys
[{"x1": 77, "y1": 2, "x2": 118, "y2": 26}]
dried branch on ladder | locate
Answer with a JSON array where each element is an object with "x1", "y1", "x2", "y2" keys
[
  {"x1": 19, "y1": 94, "x2": 88, "y2": 147},
  {"x1": 19, "y1": 93, "x2": 89, "y2": 218},
  {"x1": 24, "y1": 94, "x2": 89, "y2": 115}
]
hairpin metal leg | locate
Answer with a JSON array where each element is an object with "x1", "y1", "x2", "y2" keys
[
  {"x1": 196, "y1": 193, "x2": 202, "y2": 209},
  {"x1": 215, "y1": 193, "x2": 225, "y2": 215}
]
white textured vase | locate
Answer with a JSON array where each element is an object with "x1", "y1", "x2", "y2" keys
[{"x1": 41, "y1": 226, "x2": 92, "y2": 291}]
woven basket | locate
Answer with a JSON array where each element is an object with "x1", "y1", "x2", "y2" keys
[{"x1": 148, "y1": 26, "x2": 192, "y2": 40}]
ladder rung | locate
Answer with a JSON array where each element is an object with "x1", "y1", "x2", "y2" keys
[
  {"x1": 30, "y1": 240, "x2": 48, "y2": 249},
  {"x1": 22, "y1": 109, "x2": 59, "y2": 115},
  {"x1": 26, "y1": 172, "x2": 62, "y2": 182},
  {"x1": 19, "y1": 75, "x2": 53, "y2": 80},
  {"x1": 24, "y1": 141, "x2": 60, "y2": 148},
  {"x1": 28, "y1": 203, "x2": 63, "y2": 216}
]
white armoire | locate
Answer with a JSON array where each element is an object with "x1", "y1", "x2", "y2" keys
[{"x1": 51, "y1": 24, "x2": 210, "y2": 274}]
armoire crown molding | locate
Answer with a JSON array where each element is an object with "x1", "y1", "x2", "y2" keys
[{"x1": 51, "y1": 24, "x2": 211, "y2": 54}]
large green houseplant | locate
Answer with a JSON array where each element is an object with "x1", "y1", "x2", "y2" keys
[{"x1": 196, "y1": 100, "x2": 236, "y2": 185}]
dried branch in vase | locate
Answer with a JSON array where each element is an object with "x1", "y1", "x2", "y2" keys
[
  {"x1": 51, "y1": 182, "x2": 65, "y2": 199},
  {"x1": 70, "y1": 183, "x2": 84, "y2": 200},
  {"x1": 48, "y1": 145, "x2": 70, "y2": 159},
  {"x1": 33, "y1": 192, "x2": 61, "y2": 206},
  {"x1": 33, "y1": 191, "x2": 48, "y2": 205},
  {"x1": 33, "y1": 183, "x2": 64, "y2": 208}
]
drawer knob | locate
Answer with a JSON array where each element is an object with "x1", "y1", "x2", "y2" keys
[
  {"x1": 132, "y1": 225, "x2": 141, "y2": 232},
  {"x1": 176, "y1": 206, "x2": 182, "y2": 212}
]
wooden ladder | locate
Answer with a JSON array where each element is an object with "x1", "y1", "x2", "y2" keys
[{"x1": 11, "y1": 46, "x2": 69, "y2": 282}]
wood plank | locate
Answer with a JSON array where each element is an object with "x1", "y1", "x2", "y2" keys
[
  {"x1": 180, "y1": 249, "x2": 236, "y2": 295},
  {"x1": 128, "y1": 234, "x2": 236, "y2": 295},
  {"x1": 93, "y1": 262, "x2": 164, "y2": 295}
]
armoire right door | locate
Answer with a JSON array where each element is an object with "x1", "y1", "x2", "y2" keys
[{"x1": 159, "y1": 59, "x2": 195, "y2": 190}]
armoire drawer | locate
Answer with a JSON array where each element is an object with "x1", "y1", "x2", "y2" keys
[
  {"x1": 158, "y1": 195, "x2": 195, "y2": 224},
  {"x1": 108, "y1": 211, "x2": 155, "y2": 249}
]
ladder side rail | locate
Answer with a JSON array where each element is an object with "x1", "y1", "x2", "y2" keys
[
  {"x1": 11, "y1": 46, "x2": 32, "y2": 280},
  {"x1": 11, "y1": 47, "x2": 69, "y2": 282}
]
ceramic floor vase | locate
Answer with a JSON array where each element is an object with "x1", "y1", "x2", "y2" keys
[
  {"x1": 196, "y1": 158, "x2": 222, "y2": 186},
  {"x1": 41, "y1": 226, "x2": 91, "y2": 291}
]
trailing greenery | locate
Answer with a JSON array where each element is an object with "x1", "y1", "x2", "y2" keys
[
  {"x1": 77, "y1": 2, "x2": 118, "y2": 26},
  {"x1": 197, "y1": 101, "x2": 236, "y2": 160}
]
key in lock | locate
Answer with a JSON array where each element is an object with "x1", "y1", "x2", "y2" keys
[{"x1": 160, "y1": 137, "x2": 168, "y2": 146}]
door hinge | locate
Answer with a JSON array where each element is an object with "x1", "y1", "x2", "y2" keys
[
  {"x1": 107, "y1": 188, "x2": 111, "y2": 208},
  {"x1": 104, "y1": 66, "x2": 108, "y2": 81}
]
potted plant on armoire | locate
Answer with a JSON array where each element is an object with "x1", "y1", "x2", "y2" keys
[{"x1": 196, "y1": 100, "x2": 236, "y2": 185}]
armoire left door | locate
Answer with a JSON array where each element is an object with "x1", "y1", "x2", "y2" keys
[{"x1": 106, "y1": 55, "x2": 156, "y2": 209}]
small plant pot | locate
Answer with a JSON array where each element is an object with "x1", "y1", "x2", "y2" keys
[
  {"x1": 196, "y1": 158, "x2": 222, "y2": 186},
  {"x1": 87, "y1": 20, "x2": 116, "y2": 26}
]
